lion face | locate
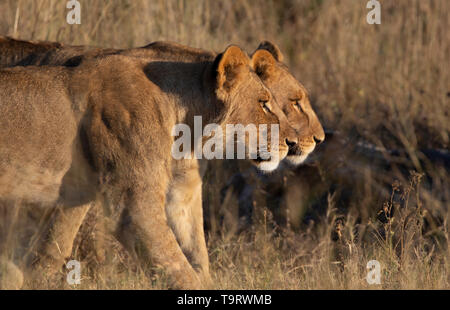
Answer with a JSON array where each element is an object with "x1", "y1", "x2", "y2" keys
[
  {"x1": 213, "y1": 46, "x2": 298, "y2": 172},
  {"x1": 251, "y1": 42, "x2": 325, "y2": 166}
]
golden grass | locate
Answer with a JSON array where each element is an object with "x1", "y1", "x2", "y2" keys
[{"x1": 0, "y1": 0, "x2": 448, "y2": 289}]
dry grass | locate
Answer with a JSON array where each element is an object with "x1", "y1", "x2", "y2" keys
[{"x1": 0, "y1": 0, "x2": 448, "y2": 289}]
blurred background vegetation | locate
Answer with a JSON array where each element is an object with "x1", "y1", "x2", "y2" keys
[{"x1": 0, "y1": 0, "x2": 448, "y2": 288}]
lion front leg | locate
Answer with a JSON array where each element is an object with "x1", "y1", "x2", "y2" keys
[
  {"x1": 166, "y1": 160, "x2": 211, "y2": 287},
  {"x1": 187, "y1": 188, "x2": 211, "y2": 286},
  {"x1": 116, "y1": 183, "x2": 202, "y2": 290}
]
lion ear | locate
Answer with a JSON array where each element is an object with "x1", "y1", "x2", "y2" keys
[
  {"x1": 251, "y1": 49, "x2": 276, "y2": 80},
  {"x1": 214, "y1": 45, "x2": 250, "y2": 93},
  {"x1": 255, "y1": 41, "x2": 284, "y2": 62}
]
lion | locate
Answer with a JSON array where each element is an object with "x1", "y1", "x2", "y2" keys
[
  {"x1": 0, "y1": 43, "x2": 298, "y2": 289},
  {"x1": 0, "y1": 38, "x2": 325, "y2": 287}
]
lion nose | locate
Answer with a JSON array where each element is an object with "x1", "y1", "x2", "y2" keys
[
  {"x1": 314, "y1": 136, "x2": 324, "y2": 145},
  {"x1": 285, "y1": 138, "x2": 298, "y2": 150}
]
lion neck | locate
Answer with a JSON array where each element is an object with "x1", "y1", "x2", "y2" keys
[{"x1": 141, "y1": 59, "x2": 228, "y2": 130}]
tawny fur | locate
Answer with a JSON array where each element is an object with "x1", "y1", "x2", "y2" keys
[{"x1": 0, "y1": 41, "x2": 297, "y2": 289}]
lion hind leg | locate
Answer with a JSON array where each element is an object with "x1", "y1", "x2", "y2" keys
[{"x1": 30, "y1": 203, "x2": 92, "y2": 275}]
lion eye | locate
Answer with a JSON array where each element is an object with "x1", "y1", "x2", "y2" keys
[
  {"x1": 259, "y1": 100, "x2": 270, "y2": 113},
  {"x1": 293, "y1": 100, "x2": 303, "y2": 112}
]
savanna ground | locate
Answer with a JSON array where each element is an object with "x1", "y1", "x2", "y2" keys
[{"x1": 0, "y1": 0, "x2": 448, "y2": 289}]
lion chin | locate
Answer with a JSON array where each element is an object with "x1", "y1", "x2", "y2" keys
[
  {"x1": 285, "y1": 143, "x2": 317, "y2": 166},
  {"x1": 285, "y1": 153, "x2": 310, "y2": 166},
  {"x1": 255, "y1": 159, "x2": 281, "y2": 172},
  {"x1": 251, "y1": 148, "x2": 289, "y2": 172}
]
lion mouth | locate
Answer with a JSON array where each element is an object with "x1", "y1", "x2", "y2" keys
[
  {"x1": 250, "y1": 147, "x2": 289, "y2": 172},
  {"x1": 285, "y1": 144, "x2": 316, "y2": 166},
  {"x1": 253, "y1": 154, "x2": 271, "y2": 162},
  {"x1": 250, "y1": 146, "x2": 288, "y2": 162},
  {"x1": 288, "y1": 143, "x2": 315, "y2": 156}
]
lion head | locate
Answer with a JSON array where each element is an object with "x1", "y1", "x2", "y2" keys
[
  {"x1": 251, "y1": 41, "x2": 325, "y2": 166},
  {"x1": 209, "y1": 45, "x2": 298, "y2": 171}
]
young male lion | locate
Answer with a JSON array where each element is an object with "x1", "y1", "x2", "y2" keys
[
  {"x1": 0, "y1": 42, "x2": 298, "y2": 289},
  {"x1": 0, "y1": 37, "x2": 325, "y2": 288}
]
